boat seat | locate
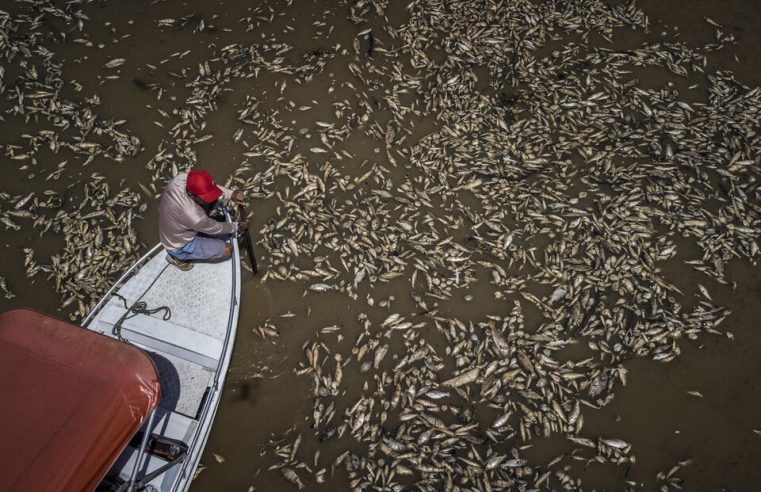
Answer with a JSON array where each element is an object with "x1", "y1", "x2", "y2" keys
[
  {"x1": 152, "y1": 406, "x2": 199, "y2": 442},
  {"x1": 98, "y1": 305, "x2": 223, "y2": 369}
]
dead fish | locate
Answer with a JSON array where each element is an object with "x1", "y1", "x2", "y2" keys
[
  {"x1": 14, "y1": 192, "x2": 34, "y2": 209},
  {"x1": 105, "y1": 58, "x2": 126, "y2": 68},
  {"x1": 309, "y1": 283, "x2": 332, "y2": 292},
  {"x1": 425, "y1": 390, "x2": 450, "y2": 399},
  {"x1": 697, "y1": 284, "x2": 712, "y2": 301},
  {"x1": 281, "y1": 467, "x2": 305, "y2": 489},
  {"x1": 381, "y1": 313, "x2": 401, "y2": 326},
  {"x1": 601, "y1": 438, "x2": 631, "y2": 450},
  {"x1": 442, "y1": 368, "x2": 479, "y2": 388},
  {"x1": 0, "y1": 276, "x2": 14, "y2": 299}
]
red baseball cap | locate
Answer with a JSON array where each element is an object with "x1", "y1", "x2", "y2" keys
[{"x1": 186, "y1": 170, "x2": 223, "y2": 203}]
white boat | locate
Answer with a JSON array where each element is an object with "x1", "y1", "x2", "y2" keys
[{"x1": 82, "y1": 214, "x2": 241, "y2": 491}]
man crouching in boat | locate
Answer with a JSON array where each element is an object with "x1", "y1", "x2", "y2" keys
[{"x1": 159, "y1": 169, "x2": 248, "y2": 271}]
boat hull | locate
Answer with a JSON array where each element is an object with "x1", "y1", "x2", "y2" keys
[{"x1": 84, "y1": 231, "x2": 240, "y2": 491}]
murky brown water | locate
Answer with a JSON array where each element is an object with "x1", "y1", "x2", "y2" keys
[{"x1": 1, "y1": 0, "x2": 761, "y2": 490}]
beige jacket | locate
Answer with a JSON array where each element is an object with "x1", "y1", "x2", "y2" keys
[{"x1": 158, "y1": 172, "x2": 238, "y2": 251}]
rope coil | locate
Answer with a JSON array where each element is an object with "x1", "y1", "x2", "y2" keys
[
  {"x1": 110, "y1": 263, "x2": 172, "y2": 342},
  {"x1": 112, "y1": 297, "x2": 171, "y2": 342}
]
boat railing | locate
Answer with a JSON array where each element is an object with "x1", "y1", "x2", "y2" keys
[{"x1": 81, "y1": 243, "x2": 164, "y2": 327}]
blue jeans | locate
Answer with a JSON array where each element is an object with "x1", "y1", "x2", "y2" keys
[{"x1": 167, "y1": 233, "x2": 231, "y2": 261}]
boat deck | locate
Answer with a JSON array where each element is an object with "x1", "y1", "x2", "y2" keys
[{"x1": 103, "y1": 255, "x2": 233, "y2": 339}]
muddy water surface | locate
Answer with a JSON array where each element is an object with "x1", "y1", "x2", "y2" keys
[{"x1": 1, "y1": 0, "x2": 761, "y2": 491}]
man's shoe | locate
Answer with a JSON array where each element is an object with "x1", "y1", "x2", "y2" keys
[{"x1": 166, "y1": 254, "x2": 193, "y2": 271}]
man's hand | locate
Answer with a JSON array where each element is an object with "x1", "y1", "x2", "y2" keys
[
  {"x1": 238, "y1": 220, "x2": 249, "y2": 230},
  {"x1": 231, "y1": 190, "x2": 245, "y2": 204}
]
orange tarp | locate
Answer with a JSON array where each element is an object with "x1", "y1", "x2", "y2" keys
[{"x1": 0, "y1": 309, "x2": 160, "y2": 492}]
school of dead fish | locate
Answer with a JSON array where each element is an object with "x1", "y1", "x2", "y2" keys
[
  {"x1": 0, "y1": 3, "x2": 146, "y2": 317},
  {"x1": 0, "y1": 0, "x2": 759, "y2": 490}
]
